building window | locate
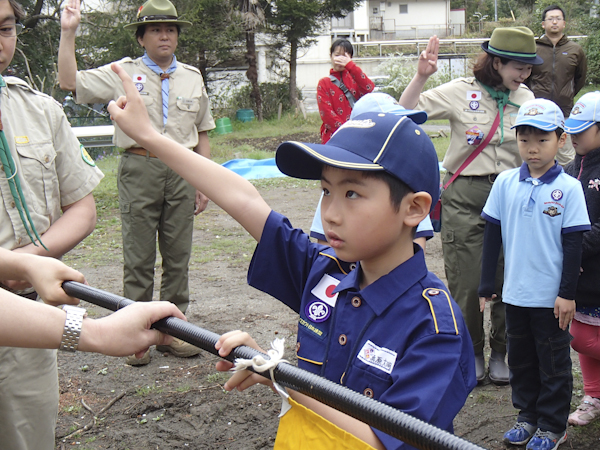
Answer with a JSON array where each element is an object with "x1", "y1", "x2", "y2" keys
[
  {"x1": 399, "y1": 4, "x2": 408, "y2": 13},
  {"x1": 373, "y1": 7, "x2": 378, "y2": 14}
]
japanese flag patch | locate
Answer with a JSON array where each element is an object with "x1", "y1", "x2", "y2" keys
[
  {"x1": 133, "y1": 74, "x2": 146, "y2": 83},
  {"x1": 310, "y1": 274, "x2": 339, "y2": 307},
  {"x1": 467, "y1": 90, "x2": 482, "y2": 101},
  {"x1": 358, "y1": 340, "x2": 397, "y2": 374}
]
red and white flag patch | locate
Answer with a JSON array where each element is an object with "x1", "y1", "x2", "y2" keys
[
  {"x1": 467, "y1": 90, "x2": 482, "y2": 101},
  {"x1": 310, "y1": 274, "x2": 339, "y2": 307},
  {"x1": 133, "y1": 74, "x2": 146, "y2": 83}
]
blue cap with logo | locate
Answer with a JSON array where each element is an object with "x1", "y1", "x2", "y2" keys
[
  {"x1": 350, "y1": 92, "x2": 428, "y2": 124},
  {"x1": 564, "y1": 91, "x2": 600, "y2": 134},
  {"x1": 275, "y1": 112, "x2": 440, "y2": 207},
  {"x1": 511, "y1": 98, "x2": 565, "y2": 131}
]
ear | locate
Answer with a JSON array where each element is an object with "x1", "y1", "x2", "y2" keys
[
  {"x1": 402, "y1": 192, "x2": 432, "y2": 228},
  {"x1": 558, "y1": 131, "x2": 567, "y2": 148},
  {"x1": 137, "y1": 36, "x2": 144, "y2": 48},
  {"x1": 492, "y1": 57, "x2": 501, "y2": 71}
]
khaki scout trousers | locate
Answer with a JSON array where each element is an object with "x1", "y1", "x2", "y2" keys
[
  {"x1": 440, "y1": 174, "x2": 506, "y2": 355},
  {"x1": 0, "y1": 347, "x2": 58, "y2": 450},
  {"x1": 118, "y1": 152, "x2": 196, "y2": 313}
]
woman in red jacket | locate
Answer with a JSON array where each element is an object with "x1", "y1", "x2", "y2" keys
[{"x1": 317, "y1": 39, "x2": 374, "y2": 143}]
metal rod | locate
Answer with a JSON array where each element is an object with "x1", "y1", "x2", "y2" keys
[{"x1": 62, "y1": 281, "x2": 484, "y2": 450}]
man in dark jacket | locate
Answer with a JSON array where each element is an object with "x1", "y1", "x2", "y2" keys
[{"x1": 527, "y1": 4, "x2": 587, "y2": 165}]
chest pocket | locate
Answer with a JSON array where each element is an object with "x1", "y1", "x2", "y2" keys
[
  {"x1": 174, "y1": 97, "x2": 201, "y2": 137},
  {"x1": 343, "y1": 362, "x2": 393, "y2": 400},
  {"x1": 15, "y1": 141, "x2": 58, "y2": 215},
  {"x1": 458, "y1": 109, "x2": 491, "y2": 128}
]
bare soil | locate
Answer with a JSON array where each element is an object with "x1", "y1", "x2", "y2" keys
[{"x1": 56, "y1": 135, "x2": 600, "y2": 449}]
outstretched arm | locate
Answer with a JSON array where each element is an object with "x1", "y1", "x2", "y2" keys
[
  {"x1": 107, "y1": 64, "x2": 272, "y2": 242},
  {"x1": 58, "y1": 0, "x2": 81, "y2": 91},
  {"x1": 398, "y1": 35, "x2": 439, "y2": 109}
]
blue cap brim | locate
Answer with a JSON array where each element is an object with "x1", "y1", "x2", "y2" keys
[
  {"x1": 511, "y1": 119, "x2": 559, "y2": 131},
  {"x1": 383, "y1": 108, "x2": 428, "y2": 124},
  {"x1": 564, "y1": 119, "x2": 596, "y2": 134}
]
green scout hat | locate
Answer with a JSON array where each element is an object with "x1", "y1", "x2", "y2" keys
[
  {"x1": 124, "y1": 0, "x2": 192, "y2": 30},
  {"x1": 481, "y1": 27, "x2": 543, "y2": 65}
]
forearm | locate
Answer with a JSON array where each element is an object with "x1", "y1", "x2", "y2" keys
[
  {"x1": 399, "y1": 73, "x2": 429, "y2": 109},
  {"x1": 16, "y1": 193, "x2": 96, "y2": 258},
  {"x1": 193, "y1": 131, "x2": 211, "y2": 159},
  {"x1": 288, "y1": 390, "x2": 385, "y2": 449},
  {"x1": 58, "y1": 29, "x2": 78, "y2": 91}
]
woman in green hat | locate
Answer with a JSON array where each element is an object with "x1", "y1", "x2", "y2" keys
[{"x1": 399, "y1": 27, "x2": 541, "y2": 386}]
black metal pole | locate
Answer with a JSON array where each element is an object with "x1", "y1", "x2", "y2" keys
[{"x1": 62, "y1": 281, "x2": 484, "y2": 450}]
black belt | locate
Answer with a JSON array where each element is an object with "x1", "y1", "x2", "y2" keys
[
  {"x1": 449, "y1": 173, "x2": 498, "y2": 184},
  {"x1": 19, "y1": 291, "x2": 38, "y2": 300}
]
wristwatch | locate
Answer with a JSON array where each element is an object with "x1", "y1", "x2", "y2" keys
[{"x1": 59, "y1": 305, "x2": 87, "y2": 352}]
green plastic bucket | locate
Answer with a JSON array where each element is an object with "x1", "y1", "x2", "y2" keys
[
  {"x1": 215, "y1": 117, "x2": 233, "y2": 135},
  {"x1": 236, "y1": 108, "x2": 255, "y2": 122}
]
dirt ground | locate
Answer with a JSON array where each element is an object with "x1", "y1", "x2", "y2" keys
[{"x1": 55, "y1": 135, "x2": 600, "y2": 449}]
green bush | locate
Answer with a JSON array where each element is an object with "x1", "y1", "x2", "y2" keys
[{"x1": 225, "y1": 82, "x2": 303, "y2": 120}]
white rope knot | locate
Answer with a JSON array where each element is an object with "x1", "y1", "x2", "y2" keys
[{"x1": 232, "y1": 338, "x2": 292, "y2": 417}]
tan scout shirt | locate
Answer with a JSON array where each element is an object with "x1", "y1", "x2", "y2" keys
[
  {"x1": 75, "y1": 57, "x2": 215, "y2": 150},
  {"x1": 0, "y1": 77, "x2": 104, "y2": 249},
  {"x1": 417, "y1": 77, "x2": 534, "y2": 176}
]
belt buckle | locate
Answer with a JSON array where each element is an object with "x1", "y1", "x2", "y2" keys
[{"x1": 488, "y1": 174, "x2": 497, "y2": 184}]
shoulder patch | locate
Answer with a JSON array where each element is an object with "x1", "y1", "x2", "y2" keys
[
  {"x1": 421, "y1": 288, "x2": 460, "y2": 335},
  {"x1": 80, "y1": 144, "x2": 96, "y2": 167},
  {"x1": 180, "y1": 63, "x2": 202, "y2": 76}
]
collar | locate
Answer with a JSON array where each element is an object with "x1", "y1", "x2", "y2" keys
[
  {"x1": 142, "y1": 52, "x2": 178, "y2": 75},
  {"x1": 519, "y1": 161, "x2": 563, "y2": 183},
  {"x1": 333, "y1": 244, "x2": 429, "y2": 316}
]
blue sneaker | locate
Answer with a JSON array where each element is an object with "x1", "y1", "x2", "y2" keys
[
  {"x1": 526, "y1": 429, "x2": 567, "y2": 450},
  {"x1": 503, "y1": 422, "x2": 536, "y2": 445}
]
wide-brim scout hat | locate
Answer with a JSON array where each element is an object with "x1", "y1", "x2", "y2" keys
[
  {"x1": 511, "y1": 98, "x2": 564, "y2": 131},
  {"x1": 124, "y1": 0, "x2": 192, "y2": 30},
  {"x1": 564, "y1": 91, "x2": 600, "y2": 134},
  {"x1": 481, "y1": 27, "x2": 543, "y2": 65},
  {"x1": 350, "y1": 93, "x2": 428, "y2": 124},
  {"x1": 276, "y1": 112, "x2": 440, "y2": 208}
]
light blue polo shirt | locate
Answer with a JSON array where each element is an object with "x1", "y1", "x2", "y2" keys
[
  {"x1": 310, "y1": 192, "x2": 434, "y2": 241},
  {"x1": 482, "y1": 163, "x2": 591, "y2": 308}
]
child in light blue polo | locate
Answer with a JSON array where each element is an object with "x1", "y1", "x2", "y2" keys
[{"x1": 478, "y1": 98, "x2": 591, "y2": 450}]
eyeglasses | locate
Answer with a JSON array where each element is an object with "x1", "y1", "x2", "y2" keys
[
  {"x1": 0, "y1": 23, "x2": 24, "y2": 37},
  {"x1": 544, "y1": 17, "x2": 564, "y2": 22}
]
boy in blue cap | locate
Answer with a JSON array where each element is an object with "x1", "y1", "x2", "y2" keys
[
  {"x1": 479, "y1": 98, "x2": 591, "y2": 450},
  {"x1": 309, "y1": 92, "x2": 435, "y2": 249},
  {"x1": 107, "y1": 64, "x2": 476, "y2": 450}
]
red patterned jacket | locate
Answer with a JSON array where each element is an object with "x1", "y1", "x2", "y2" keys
[{"x1": 317, "y1": 61, "x2": 373, "y2": 143}]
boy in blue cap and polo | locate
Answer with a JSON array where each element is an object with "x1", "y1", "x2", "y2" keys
[
  {"x1": 107, "y1": 64, "x2": 476, "y2": 449},
  {"x1": 479, "y1": 98, "x2": 591, "y2": 450}
]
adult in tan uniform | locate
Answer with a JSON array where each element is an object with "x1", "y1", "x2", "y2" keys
[
  {"x1": 59, "y1": 0, "x2": 215, "y2": 365},
  {"x1": 400, "y1": 28, "x2": 541, "y2": 385},
  {"x1": 0, "y1": 1, "x2": 103, "y2": 448}
]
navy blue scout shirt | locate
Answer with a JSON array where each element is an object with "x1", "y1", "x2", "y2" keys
[{"x1": 248, "y1": 211, "x2": 476, "y2": 450}]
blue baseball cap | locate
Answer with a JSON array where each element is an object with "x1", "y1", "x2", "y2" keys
[
  {"x1": 350, "y1": 92, "x2": 428, "y2": 124},
  {"x1": 511, "y1": 98, "x2": 565, "y2": 131},
  {"x1": 275, "y1": 112, "x2": 440, "y2": 207},
  {"x1": 564, "y1": 91, "x2": 600, "y2": 134}
]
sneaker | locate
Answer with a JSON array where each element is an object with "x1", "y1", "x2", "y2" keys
[
  {"x1": 489, "y1": 349, "x2": 510, "y2": 386},
  {"x1": 156, "y1": 338, "x2": 201, "y2": 358},
  {"x1": 125, "y1": 349, "x2": 151, "y2": 366},
  {"x1": 526, "y1": 429, "x2": 567, "y2": 450},
  {"x1": 568, "y1": 395, "x2": 600, "y2": 426},
  {"x1": 475, "y1": 352, "x2": 485, "y2": 383},
  {"x1": 503, "y1": 422, "x2": 536, "y2": 445}
]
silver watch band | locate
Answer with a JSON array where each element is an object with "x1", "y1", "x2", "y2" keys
[{"x1": 59, "y1": 305, "x2": 86, "y2": 352}]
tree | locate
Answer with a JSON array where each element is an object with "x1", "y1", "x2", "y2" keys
[
  {"x1": 235, "y1": 0, "x2": 266, "y2": 121},
  {"x1": 264, "y1": 0, "x2": 362, "y2": 107}
]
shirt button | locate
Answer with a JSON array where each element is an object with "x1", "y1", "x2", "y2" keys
[
  {"x1": 17, "y1": 237, "x2": 22, "y2": 245},
  {"x1": 497, "y1": 161, "x2": 501, "y2": 166},
  {"x1": 363, "y1": 388, "x2": 374, "y2": 398},
  {"x1": 473, "y1": 117, "x2": 478, "y2": 121},
  {"x1": 338, "y1": 334, "x2": 347, "y2": 346},
  {"x1": 10, "y1": 201, "x2": 15, "y2": 208},
  {"x1": 351, "y1": 296, "x2": 362, "y2": 307},
  {"x1": 44, "y1": 155, "x2": 49, "y2": 163}
]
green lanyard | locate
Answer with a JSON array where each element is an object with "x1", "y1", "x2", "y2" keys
[
  {"x1": 480, "y1": 83, "x2": 521, "y2": 145},
  {"x1": 0, "y1": 76, "x2": 47, "y2": 250}
]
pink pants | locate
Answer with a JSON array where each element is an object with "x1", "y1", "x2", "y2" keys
[{"x1": 571, "y1": 319, "x2": 600, "y2": 398}]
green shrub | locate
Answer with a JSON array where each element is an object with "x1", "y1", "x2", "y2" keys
[{"x1": 223, "y1": 82, "x2": 303, "y2": 120}]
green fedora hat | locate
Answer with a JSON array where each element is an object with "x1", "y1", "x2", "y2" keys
[
  {"x1": 124, "y1": 0, "x2": 192, "y2": 30},
  {"x1": 481, "y1": 27, "x2": 543, "y2": 65}
]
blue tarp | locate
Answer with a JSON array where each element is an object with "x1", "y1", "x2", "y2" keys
[{"x1": 222, "y1": 158, "x2": 445, "y2": 180}]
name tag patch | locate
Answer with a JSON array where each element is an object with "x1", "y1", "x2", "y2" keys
[{"x1": 357, "y1": 340, "x2": 397, "y2": 375}]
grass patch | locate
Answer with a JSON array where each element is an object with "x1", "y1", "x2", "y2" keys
[
  {"x1": 135, "y1": 385, "x2": 163, "y2": 397},
  {"x1": 207, "y1": 372, "x2": 230, "y2": 384}
]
